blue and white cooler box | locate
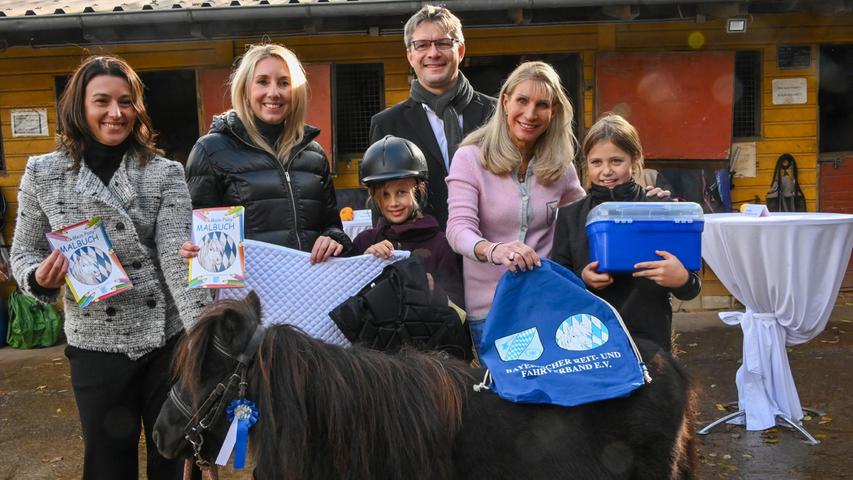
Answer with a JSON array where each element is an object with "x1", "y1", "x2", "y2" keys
[
  {"x1": 586, "y1": 202, "x2": 704, "y2": 273},
  {"x1": 479, "y1": 260, "x2": 649, "y2": 407}
]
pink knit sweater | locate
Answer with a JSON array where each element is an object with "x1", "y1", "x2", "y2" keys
[{"x1": 445, "y1": 144, "x2": 585, "y2": 317}]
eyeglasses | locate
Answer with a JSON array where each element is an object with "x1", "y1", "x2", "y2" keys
[{"x1": 408, "y1": 38, "x2": 459, "y2": 52}]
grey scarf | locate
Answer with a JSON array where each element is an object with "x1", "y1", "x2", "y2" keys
[{"x1": 409, "y1": 73, "x2": 474, "y2": 163}]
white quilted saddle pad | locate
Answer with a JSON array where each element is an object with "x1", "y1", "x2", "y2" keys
[{"x1": 218, "y1": 239, "x2": 409, "y2": 346}]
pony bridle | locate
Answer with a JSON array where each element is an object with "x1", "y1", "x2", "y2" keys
[{"x1": 169, "y1": 324, "x2": 267, "y2": 469}]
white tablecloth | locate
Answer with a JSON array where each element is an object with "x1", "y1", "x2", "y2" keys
[
  {"x1": 342, "y1": 219, "x2": 373, "y2": 240},
  {"x1": 702, "y1": 212, "x2": 853, "y2": 430}
]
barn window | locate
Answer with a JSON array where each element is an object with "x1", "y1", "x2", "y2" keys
[
  {"x1": 334, "y1": 63, "x2": 384, "y2": 158},
  {"x1": 732, "y1": 50, "x2": 761, "y2": 139}
]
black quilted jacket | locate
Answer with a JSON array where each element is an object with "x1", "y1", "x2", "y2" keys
[{"x1": 186, "y1": 111, "x2": 352, "y2": 254}]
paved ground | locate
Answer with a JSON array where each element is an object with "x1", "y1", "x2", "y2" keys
[{"x1": 1, "y1": 294, "x2": 851, "y2": 479}]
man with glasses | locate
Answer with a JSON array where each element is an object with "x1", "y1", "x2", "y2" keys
[{"x1": 370, "y1": 5, "x2": 496, "y2": 230}]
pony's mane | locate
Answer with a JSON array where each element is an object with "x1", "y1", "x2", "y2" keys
[
  {"x1": 175, "y1": 296, "x2": 474, "y2": 479},
  {"x1": 251, "y1": 323, "x2": 473, "y2": 479}
]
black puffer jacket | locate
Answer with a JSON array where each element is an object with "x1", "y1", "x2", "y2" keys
[{"x1": 186, "y1": 111, "x2": 352, "y2": 253}]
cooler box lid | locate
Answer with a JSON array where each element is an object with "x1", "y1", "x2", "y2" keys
[{"x1": 585, "y1": 202, "x2": 704, "y2": 226}]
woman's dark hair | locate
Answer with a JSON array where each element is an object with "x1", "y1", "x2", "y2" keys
[{"x1": 57, "y1": 55, "x2": 160, "y2": 170}]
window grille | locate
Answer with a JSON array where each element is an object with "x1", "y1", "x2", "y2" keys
[
  {"x1": 733, "y1": 51, "x2": 761, "y2": 138},
  {"x1": 334, "y1": 63, "x2": 384, "y2": 157}
]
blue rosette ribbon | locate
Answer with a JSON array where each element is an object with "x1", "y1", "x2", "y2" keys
[{"x1": 216, "y1": 398, "x2": 258, "y2": 469}]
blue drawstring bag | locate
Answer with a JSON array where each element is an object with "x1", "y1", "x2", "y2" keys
[{"x1": 477, "y1": 259, "x2": 650, "y2": 407}]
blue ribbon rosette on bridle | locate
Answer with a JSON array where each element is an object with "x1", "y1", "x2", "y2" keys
[{"x1": 215, "y1": 398, "x2": 259, "y2": 469}]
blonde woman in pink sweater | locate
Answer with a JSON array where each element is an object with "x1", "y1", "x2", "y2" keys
[{"x1": 446, "y1": 61, "x2": 585, "y2": 353}]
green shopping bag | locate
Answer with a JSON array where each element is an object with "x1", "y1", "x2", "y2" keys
[{"x1": 6, "y1": 289, "x2": 62, "y2": 349}]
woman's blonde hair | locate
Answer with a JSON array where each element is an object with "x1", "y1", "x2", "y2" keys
[
  {"x1": 230, "y1": 44, "x2": 308, "y2": 163},
  {"x1": 461, "y1": 61, "x2": 576, "y2": 185},
  {"x1": 581, "y1": 113, "x2": 645, "y2": 189}
]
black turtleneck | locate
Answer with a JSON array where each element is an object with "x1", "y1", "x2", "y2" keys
[
  {"x1": 83, "y1": 138, "x2": 130, "y2": 186},
  {"x1": 254, "y1": 116, "x2": 284, "y2": 150},
  {"x1": 589, "y1": 179, "x2": 645, "y2": 204}
]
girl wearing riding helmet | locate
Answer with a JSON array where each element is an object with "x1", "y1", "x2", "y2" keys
[{"x1": 354, "y1": 135, "x2": 464, "y2": 307}]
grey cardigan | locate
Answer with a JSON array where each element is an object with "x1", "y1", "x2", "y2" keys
[{"x1": 11, "y1": 150, "x2": 209, "y2": 359}]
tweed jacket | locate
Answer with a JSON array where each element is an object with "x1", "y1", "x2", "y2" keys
[{"x1": 11, "y1": 150, "x2": 209, "y2": 359}]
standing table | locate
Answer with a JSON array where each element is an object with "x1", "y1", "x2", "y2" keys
[
  {"x1": 699, "y1": 212, "x2": 853, "y2": 444},
  {"x1": 342, "y1": 219, "x2": 373, "y2": 240}
]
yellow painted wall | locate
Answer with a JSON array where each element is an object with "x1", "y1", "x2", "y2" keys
[{"x1": 1, "y1": 12, "x2": 851, "y2": 303}]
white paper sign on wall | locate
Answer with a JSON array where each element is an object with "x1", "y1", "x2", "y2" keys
[
  {"x1": 771, "y1": 78, "x2": 807, "y2": 105},
  {"x1": 11, "y1": 109, "x2": 49, "y2": 137}
]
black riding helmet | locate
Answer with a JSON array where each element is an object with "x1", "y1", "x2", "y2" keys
[{"x1": 360, "y1": 135, "x2": 428, "y2": 185}]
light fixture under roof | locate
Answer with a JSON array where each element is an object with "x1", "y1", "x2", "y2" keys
[{"x1": 726, "y1": 17, "x2": 747, "y2": 33}]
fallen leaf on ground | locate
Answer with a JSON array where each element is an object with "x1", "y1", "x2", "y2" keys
[
  {"x1": 715, "y1": 403, "x2": 726, "y2": 411},
  {"x1": 819, "y1": 416, "x2": 833, "y2": 425}
]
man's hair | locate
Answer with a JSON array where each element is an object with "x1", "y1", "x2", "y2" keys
[{"x1": 403, "y1": 5, "x2": 465, "y2": 47}]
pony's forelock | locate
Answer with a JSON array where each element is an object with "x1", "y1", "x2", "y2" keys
[{"x1": 172, "y1": 296, "x2": 257, "y2": 406}]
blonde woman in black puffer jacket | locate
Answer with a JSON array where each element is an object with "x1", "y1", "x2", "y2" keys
[{"x1": 181, "y1": 44, "x2": 353, "y2": 264}]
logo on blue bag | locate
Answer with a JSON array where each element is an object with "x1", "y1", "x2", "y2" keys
[
  {"x1": 556, "y1": 314, "x2": 609, "y2": 351},
  {"x1": 495, "y1": 327, "x2": 543, "y2": 362}
]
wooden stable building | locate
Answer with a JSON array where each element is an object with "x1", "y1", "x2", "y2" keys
[{"x1": 1, "y1": 0, "x2": 852, "y2": 305}]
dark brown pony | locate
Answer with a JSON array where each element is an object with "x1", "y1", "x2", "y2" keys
[{"x1": 154, "y1": 293, "x2": 697, "y2": 479}]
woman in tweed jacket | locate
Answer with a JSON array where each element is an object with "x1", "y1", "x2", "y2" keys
[{"x1": 10, "y1": 56, "x2": 208, "y2": 480}]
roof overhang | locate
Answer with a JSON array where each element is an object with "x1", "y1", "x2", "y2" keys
[{"x1": 0, "y1": 0, "x2": 844, "y2": 49}]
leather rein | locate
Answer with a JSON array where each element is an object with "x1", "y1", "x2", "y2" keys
[{"x1": 169, "y1": 324, "x2": 266, "y2": 469}]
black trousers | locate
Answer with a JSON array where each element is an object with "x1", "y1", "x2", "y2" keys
[{"x1": 66, "y1": 334, "x2": 183, "y2": 480}]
